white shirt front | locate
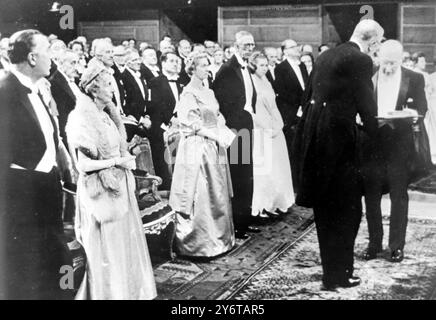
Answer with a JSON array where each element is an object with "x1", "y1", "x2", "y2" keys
[
  {"x1": 235, "y1": 53, "x2": 254, "y2": 113},
  {"x1": 58, "y1": 69, "x2": 81, "y2": 98},
  {"x1": 287, "y1": 58, "x2": 305, "y2": 90},
  {"x1": 127, "y1": 67, "x2": 146, "y2": 100},
  {"x1": 145, "y1": 63, "x2": 160, "y2": 77},
  {"x1": 268, "y1": 65, "x2": 276, "y2": 80},
  {"x1": 377, "y1": 69, "x2": 402, "y2": 117},
  {"x1": 163, "y1": 71, "x2": 180, "y2": 103},
  {"x1": 11, "y1": 68, "x2": 57, "y2": 173}
]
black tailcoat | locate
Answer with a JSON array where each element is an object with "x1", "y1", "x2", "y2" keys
[{"x1": 212, "y1": 55, "x2": 257, "y2": 231}]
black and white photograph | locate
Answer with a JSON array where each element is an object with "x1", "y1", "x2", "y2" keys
[{"x1": 0, "y1": 0, "x2": 436, "y2": 303}]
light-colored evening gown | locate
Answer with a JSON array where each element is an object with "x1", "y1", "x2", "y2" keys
[
  {"x1": 426, "y1": 72, "x2": 436, "y2": 164},
  {"x1": 67, "y1": 96, "x2": 157, "y2": 300},
  {"x1": 169, "y1": 84, "x2": 235, "y2": 258},
  {"x1": 251, "y1": 75, "x2": 295, "y2": 215}
]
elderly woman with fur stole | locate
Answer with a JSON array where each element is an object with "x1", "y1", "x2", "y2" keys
[{"x1": 66, "y1": 60, "x2": 156, "y2": 300}]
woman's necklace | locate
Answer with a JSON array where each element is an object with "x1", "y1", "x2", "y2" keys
[{"x1": 99, "y1": 110, "x2": 112, "y2": 126}]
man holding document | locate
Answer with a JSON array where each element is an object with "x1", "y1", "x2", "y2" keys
[{"x1": 361, "y1": 40, "x2": 429, "y2": 263}]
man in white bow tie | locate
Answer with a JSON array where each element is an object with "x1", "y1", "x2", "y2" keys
[
  {"x1": 361, "y1": 40, "x2": 429, "y2": 264},
  {"x1": 147, "y1": 52, "x2": 183, "y2": 190},
  {"x1": 121, "y1": 49, "x2": 151, "y2": 141}
]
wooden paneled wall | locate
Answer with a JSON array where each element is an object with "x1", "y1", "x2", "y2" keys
[
  {"x1": 77, "y1": 9, "x2": 190, "y2": 48},
  {"x1": 78, "y1": 19, "x2": 160, "y2": 47},
  {"x1": 401, "y1": 2, "x2": 436, "y2": 69},
  {"x1": 218, "y1": 5, "x2": 322, "y2": 51}
]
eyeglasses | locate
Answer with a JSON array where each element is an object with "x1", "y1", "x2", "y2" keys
[{"x1": 242, "y1": 43, "x2": 255, "y2": 48}]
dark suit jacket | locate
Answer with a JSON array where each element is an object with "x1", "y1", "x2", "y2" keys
[
  {"x1": 0, "y1": 72, "x2": 73, "y2": 299},
  {"x1": 48, "y1": 69, "x2": 76, "y2": 148},
  {"x1": 140, "y1": 63, "x2": 160, "y2": 84},
  {"x1": 176, "y1": 54, "x2": 191, "y2": 87},
  {"x1": 266, "y1": 68, "x2": 276, "y2": 92},
  {"x1": 362, "y1": 67, "x2": 431, "y2": 183},
  {"x1": 112, "y1": 64, "x2": 126, "y2": 108},
  {"x1": 121, "y1": 68, "x2": 148, "y2": 122},
  {"x1": 295, "y1": 42, "x2": 378, "y2": 207},
  {"x1": 0, "y1": 73, "x2": 58, "y2": 173},
  {"x1": 212, "y1": 55, "x2": 256, "y2": 131},
  {"x1": 274, "y1": 59, "x2": 309, "y2": 127},
  {"x1": 148, "y1": 74, "x2": 183, "y2": 135}
]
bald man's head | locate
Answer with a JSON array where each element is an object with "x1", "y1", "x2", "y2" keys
[
  {"x1": 379, "y1": 40, "x2": 403, "y2": 61},
  {"x1": 378, "y1": 40, "x2": 403, "y2": 76}
]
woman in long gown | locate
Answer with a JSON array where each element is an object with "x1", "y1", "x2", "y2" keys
[
  {"x1": 66, "y1": 62, "x2": 156, "y2": 300},
  {"x1": 426, "y1": 72, "x2": 436, "y2": 164},
  {"x1": 413, "y1": 52, "x2": 436, "y2": 165},
  {"x1": 169, "y1": 52, "x2": 235, "y2": 258},
  {"x1": 249, "y1": 52, "x2": 295, "y2": 217}
]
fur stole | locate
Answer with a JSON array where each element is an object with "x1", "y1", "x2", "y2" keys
[{"x1": 66, "y1": 94, "x2": 129, "y2": 202}]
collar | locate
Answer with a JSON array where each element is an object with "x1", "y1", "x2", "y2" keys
[
  {"x1": 378, "y1": 67, "x2": 402, "y2": 83},
  {"x1": 57, "y1": 68, "x2": 75, "y2": 83},
  {"x1": 349, "y1": 40, "x2": 364, "y2": 52},
  {"x1": 163, "y1": 71, "x2": 179, "y2": 81},
  {"x1": 115, "y1": 63, "x2": 125, "y2": 73},
  {"x1": 127, "y1": 67, "x2": 141, "y2": 78},
  {"x1": 10, "y1": 66, "x2": 38, "y2": 93},
  {"x1": 235, "y1": 53, "x2": 247, "y2": 68},
  {"x1": 286, "y1": 58, "x2": 301, "y2": 67},
  {"x1": 145, "y1": 63, "x2": 159, "y2": 71}
]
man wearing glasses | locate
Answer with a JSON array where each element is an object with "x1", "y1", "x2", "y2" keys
[
  {"x1": 275, "y1": 39, "x2": 309, "y2": 192},
  {"x1": 213, "y1": 31, "x2": 260, "y2": 240}
]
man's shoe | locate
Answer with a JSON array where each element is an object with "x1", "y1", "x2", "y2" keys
[
  {"x1": 235, "y1": 230, "x2": 249, "y2": 240},
  {"x1": 363, "y1": 247, "x2": 382, "y2": 261},
  {"x1": 390, "y1": 249, "x2": 404, "y2": 263},
  {"x1": 321, "y1": 281, "x2": 339, "y2": 291},
  {"x1": 338, "y1": 276, "x2": 361, "y2": 288},
  {"x1": 247, "y1": 226, "x2": 261, "y2": 233}
]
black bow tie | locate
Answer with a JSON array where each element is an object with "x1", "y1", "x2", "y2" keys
[{"x1": 168, "y1": 79, "x2": 178, "y2": 83}]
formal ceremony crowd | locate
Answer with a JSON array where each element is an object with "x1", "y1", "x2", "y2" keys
[{"x1": 0, "y1": 17, "x2": 436, "y2": 299}]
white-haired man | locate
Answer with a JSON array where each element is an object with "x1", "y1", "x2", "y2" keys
[
  {"x1": 122, "y1": 49, "x2": 151, "y2": 141},
  {"x1": 361, "y1": 40, "x2": 430, "y2": 264},
  {"x1": 212, "y1": 30, "x2": 260, "y2": 239},
  {"x1": 140, "y1": 47, "x2": 161, "y2": 83},
  {"x1": 177, "y1": 39, "x2": 192, "y2": 85},
  {"x1": 275, "y1": 39, "x2": 309, "y2": 191},
  {"x1": 93, "y1": 40, "x2": 126, "y2": 117},
  {"x1": 296, "y1": 19, "x2": 384, "y2": 290},
  {"x1": 263, "y1": 47, "x2": 278, "y2": 86}
]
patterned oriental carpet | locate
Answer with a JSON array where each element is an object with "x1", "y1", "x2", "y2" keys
[
  {"x1": 229, "y1": 216, "x2": 436, "y2": 300},
  {"x1": 154, "y1": 205, "x2": 314, "y2": 300}
]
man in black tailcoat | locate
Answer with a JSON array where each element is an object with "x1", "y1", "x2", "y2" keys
[
  {"x1": 0, "y1": 30, "x2": 73, "y2": 299},
  {"x1": 295, "y1": 20, "x2": 384, "y2": 290},
  {"x1": 212, "y1": 31, "x2": 260, "y2": 239},
  {"x1": 361, "y1": 40, "x2": 430, "y2": 263},
  {"x1": 147, "y1": 52, "x2": 183, "y2": 190},
  {"x1": 122, "y1": 49, "x2": 151, "y2": 142},
  {"x1": 274, "y1": 39, "x2": 309, "y2": 190}
]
